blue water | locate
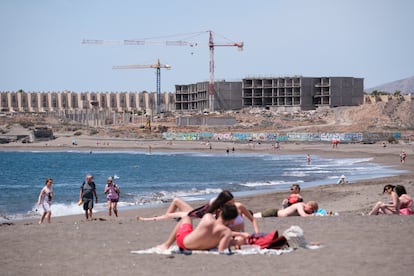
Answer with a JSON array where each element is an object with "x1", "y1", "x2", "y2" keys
[{"x1": 0, "y1": 150, "x2": 405, "y2": 221}]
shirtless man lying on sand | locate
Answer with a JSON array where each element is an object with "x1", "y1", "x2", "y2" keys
[
  {"x1": 253, "y1": 201, "x2": 318, "y2": 218},
  {"x1": 158, "y1": 204, "x2": 240, "y2": 253}
]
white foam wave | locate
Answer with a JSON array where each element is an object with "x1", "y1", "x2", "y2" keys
[
  {"x1": 241, "y1": 180, "x2": 293, "y2": 188},
  {"x1": 282, "y1": 171, "x2": 308, "y2": 177}
]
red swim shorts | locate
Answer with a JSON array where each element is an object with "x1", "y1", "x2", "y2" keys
[{"x1": 176, "y1": 223, "x2": 193, "y2": 250}]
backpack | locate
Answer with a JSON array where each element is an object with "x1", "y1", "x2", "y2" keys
[{"x1": 247, "y1": 230, "x2": 288, "y2": 249}]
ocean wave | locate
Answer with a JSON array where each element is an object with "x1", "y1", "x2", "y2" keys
[{"x1": 240, "y1": 180, "x2": 295, "y2": 188}]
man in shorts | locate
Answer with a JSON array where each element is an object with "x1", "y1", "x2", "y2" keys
[
  {"x1": 79, "y1": 174, "x2": 98, "y2": 220},
  {"x1": 254, "y1": 201, "x2": 318, "y2": 218},
  {"x1": 159, "y1": 204, "x2": 239, "y2": 253}
]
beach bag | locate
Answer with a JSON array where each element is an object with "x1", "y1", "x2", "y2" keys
[{"x1": 247, "y1": 230, "x2": 288, "y2": 249}]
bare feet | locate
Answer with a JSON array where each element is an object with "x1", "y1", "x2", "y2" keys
[{"x1": 156, "y1": 243, "x2": 170, "y2": 250}]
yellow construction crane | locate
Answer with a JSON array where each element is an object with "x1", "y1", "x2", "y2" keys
[{"x1": 113, "y1": 59, "x2": 171, "y2": 114}]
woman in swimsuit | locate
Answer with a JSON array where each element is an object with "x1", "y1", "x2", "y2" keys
[
  {"x1": 136, "y1": 197, "x2": 204, "y2": 221},
  {"x1": 207, "y1": 190, "x2": 259, "y2": 234},
  {"x1": 281, "y1": 184, "x2": 303, "y2": 209},
  {"x1": 156, "y1": 190, "x2": 259, "y2": 250},
  {"x1": 395, "y1": 185, "x2": 414, "y2": 215},
  {"x1": 136, "y1": 190, "x2": 259, "y2": 234},
  {"x1": 37, "y1": 178, "x2": 53, "y2": 224},
  {"x1": 368, "y1": 184, "x2": 400, "y2": 215}
]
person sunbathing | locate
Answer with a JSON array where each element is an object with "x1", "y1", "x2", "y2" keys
[
  {"x1": 368, "y1": 184, "x2": 400, "y2": 215},
  {"x1": 253, "y1": 201, "x2": 318, "y2": 218},
  {"x1": 158, "y1": 204, "x2": 239, "y2": 253},
  {"x1": 395, "y1": 185, "x2": 414, "y2": 215},
  {"x1": 281, "y1": 184, "x2": 303, "y2": 209},
  {"x1": 137, "y1": 190, "x2": 259, "y2": 234}
]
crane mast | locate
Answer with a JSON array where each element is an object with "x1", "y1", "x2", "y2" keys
[
  {"x1": 82, "y1": 30, "x2": 243, "y2": 112},
  {"x1": 113, "y1": 59, "x2": 171, "y2": 114},
  {"x1": 208, "y1": 31, "x2": 243, "y2": 112}
]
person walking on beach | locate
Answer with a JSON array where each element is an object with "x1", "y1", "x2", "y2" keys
[
  {"x1": 400, "y1": 151, "x2": 407, "y2": 164},
  {"x1": 37, "y1": 178, "x2": 53, "y2": 224},
  {"x1": 368, "y1": 184, "x2": 400, "y2": 215},
  {"x1": 104, "y1": 177, "x2": 120, "y2": 217},
  {"x1": 79, "y1": 174, "x2": 98, "y2": 220}
]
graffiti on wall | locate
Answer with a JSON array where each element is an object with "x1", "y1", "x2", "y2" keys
[{"x1": 162, "y1": 132, "x2": 397, "y2": 143}]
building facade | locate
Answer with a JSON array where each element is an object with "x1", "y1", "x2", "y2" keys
[
  {"x1": 0, "y1": 91, "x2": 175, "y2": 114},
  {"x1": 175, "y1": 81, "x2": 242, "y2": 112},
  {"x1": 242, "y1": 76, "x2": 364, "y2": 110}
]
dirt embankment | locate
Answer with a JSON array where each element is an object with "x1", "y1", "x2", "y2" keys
[{"x1": 1, "y1": 100, "x2": 413, "y2": 140}]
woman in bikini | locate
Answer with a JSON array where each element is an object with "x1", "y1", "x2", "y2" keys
[
  {"x1": 206, "y1": 190, "x2": 259, "y2": 234},
  {"x1": 157, "y1": 190, "x2": 259, "y2": 250},
  {"x1": 137, "y1": 190, "x2": 259, "y2": 234},
  {"x1": 368, "y1": 184, "x2": 400, "y2": 215},
  {"x1": 395, "y1": 185, "x2": 414, "y2": 215}
]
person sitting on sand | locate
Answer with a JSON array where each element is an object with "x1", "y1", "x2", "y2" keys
[
  {"x1": 395, "y1": 185, "x2": 414, "y2": 215},
  {"x1": 253, "y1": 201, "x2": 319, "y2": 218},
  {"x1": 137, "y1": 190, "x2": 259, "y2": 234},
  {"x1": 151, "y1": 191, "x2": 260, "y2": 250},
  {"x1": 158, "y1": 204, "x2": 240, "y2": 253},
  {"x1": 337, "y1": 175, "x2": 346, "y2": 184},
  {"x1": 281, "y1": 184, "x2": 303, "y2": 209},
  {"x1": 368, "y1": 184, "x2": 400, "y2": 215}
]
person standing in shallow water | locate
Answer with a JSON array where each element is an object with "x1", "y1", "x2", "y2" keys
[
  {"x1": 37, "y1": 178, "x2": 53, "y2": 224},
  {"x1": 79, "y1": 175, "x2": 98, "y2": 220}
]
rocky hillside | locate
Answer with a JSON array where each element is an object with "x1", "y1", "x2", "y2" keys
[
  {"x1": 1, "y1": 99, "x2": 413, "y2": 141},
  {"x1": 365, "y1": 75, "x2": 414, "y2": 94}
]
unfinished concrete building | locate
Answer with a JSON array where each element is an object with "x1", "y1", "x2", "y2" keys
[
  {"x1": 0, "y1": 91, "x2": 175, "y2": 114},
  {"x1": 242, "y1": 76, "x2": 364, "y2": 110},
  {"x1": 175, "y1": 81, "x2": 242, "y2": 112}
]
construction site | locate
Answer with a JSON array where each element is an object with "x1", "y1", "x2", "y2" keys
[{"x1": 1, "y1": 31, "x2": 413, "y2": 144}]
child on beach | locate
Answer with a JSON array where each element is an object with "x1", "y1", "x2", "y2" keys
[
  {"x1": 104, "y1": 177, "x2": 120, "y2": 217},
  {"x1": 37, "y1": 178, "x2": 53, "y2": 224}
]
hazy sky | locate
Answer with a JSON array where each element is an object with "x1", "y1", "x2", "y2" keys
[{"x1": 1, "y1": 0, "x2": 413, "y2": 93}]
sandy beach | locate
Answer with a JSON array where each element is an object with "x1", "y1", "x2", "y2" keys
[{"x1": 1, "y1": 138, "x2": 413, "y2": 276}]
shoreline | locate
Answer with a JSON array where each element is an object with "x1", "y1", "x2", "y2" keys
[
  {"x1": 1, "y1": 139, "x2": 411, "y2": 223},
  {"x1": 1, "y1": 137, "x2": 414, "y2": 275}
]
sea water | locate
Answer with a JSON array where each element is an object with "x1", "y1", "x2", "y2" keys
[{"x1": 0, "y1": 150, "x2": 405, "y2": 221}]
